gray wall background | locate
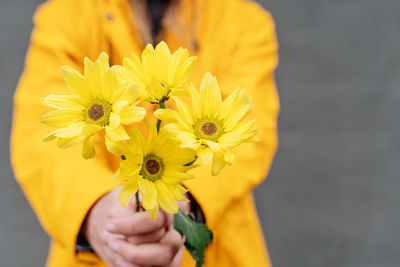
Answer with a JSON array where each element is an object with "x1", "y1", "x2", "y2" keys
[{"x1": 1, "y1": 0, "x2": 399, "y2": 266}]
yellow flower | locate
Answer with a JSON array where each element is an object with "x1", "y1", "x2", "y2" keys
[
  {"x1": 154, "y1": 72, "x2": 259, "y2": 175},
  {"x1": 40, "y1": 52, "x2": 146, "y2": 159},
  {"x1": 112, "y1": 127, "x2": 196, "y2": 220},
  {"x1": 113, "y1": 41, "x2": 197, "y2": 104}
]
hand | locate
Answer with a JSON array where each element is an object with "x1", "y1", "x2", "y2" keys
[
  {"x1": 106, "y1": 207, "x2": 186, "y2": 267},
  {"x1": 83, "y1": 188, "x2": 173, "y2": 267},
  {"x1": 84, "y1": 187, "x2": 189, "y2": 267}
]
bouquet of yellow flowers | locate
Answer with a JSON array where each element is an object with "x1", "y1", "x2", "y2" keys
[{"x1": 40, "y1": 41, "x2": 258, "y2": 267}]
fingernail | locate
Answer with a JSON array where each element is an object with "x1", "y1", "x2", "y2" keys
[
  {"x1": 106, "y1": 223, "x2": 116, "y2": 232},
  {"x1": 109, "y1": 241, "x2": 119, "y2": 252}
]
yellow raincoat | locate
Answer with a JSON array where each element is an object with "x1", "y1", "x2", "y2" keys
[{"x1": 11, "y1": 0, "x2": 279, "y2": 266}]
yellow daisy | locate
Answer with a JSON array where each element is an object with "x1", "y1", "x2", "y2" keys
[
  {"x1": 154, "y1": 72, "x2": 259, "y2": 175},
  {"x1": 113, "y1": 41, "x2": 197, "y2": 104},
  {"x1": 112, "y1": 127, "x2": 196, "y2": 220},
  {"x1": 40, "y1": 52, "x2": 146, "y2": 159}
]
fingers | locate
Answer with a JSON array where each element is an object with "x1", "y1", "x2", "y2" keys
[
  {"x1": 91, "y1": 232, "x2": 127, "y2": 267},
  {"x1": 127, "y1": 226, "x2": 166, "y2": 245},
  {"x1": 109, "y1": 227, "x2": 184, "y2": 266},
  {"x1": 106, "y1": 211, "x2": 167, "y2": 236},
  {"x1": 160, "y1": 226, "x2": 184, "y2": 251},
  {"x1": 167, "y1": 245, "x2": 185, "y2": 267},
  {"x1": 107, "y1": 192, "x2": 137, "y2": 219},
  {"x1": 109, "y1": 240, "x2": 174, "y2": 266}
]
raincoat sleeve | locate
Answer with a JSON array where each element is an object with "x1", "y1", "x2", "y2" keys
[
  {"x1": 184, "y1": 8, "x2": 279, "y2": 229},
  {"x1": 10, "y1": 0, "x2": 114, "y2": 255}
]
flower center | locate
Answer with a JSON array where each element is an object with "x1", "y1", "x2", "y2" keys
[
  {"x1": 85, "y1": 100, "x2": 112, "y2": 126},
  {"x1": 145, "y1": 159, "x2": 160, "y2": 175},
  {"x1": 140, "y1": 154, "x2": 163, "y2": 182},
  {"x1": 194, "y1": 118, "x2": 224, "y2": 142},
  {"x1": 201, "y1": 122, "x2": 218, "y2": 136},
  {"x1": 88, "y1": 104, "x2": 104, "y2": 121}
]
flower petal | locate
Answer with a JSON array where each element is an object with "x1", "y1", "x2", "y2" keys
[
  {"x1": 43, "y1": 130, "x2": 58, "y2": 142},
  {"x1": 142, "y1": 44, "x2": 157, "y2": 78},
  {"x1": 223, "y1": 103, "x2": 253, "y2": 132},
  {"x1": 113, "y1": 100, "x2": 129, "y2": 114},
  {"x1": 128, "y1": 128, "x2": 145, "y2": 154},
  {"x1": 199, "y1": 73, "x2": 222, "y2": 117},
  {"x1": 110, "y1": 169, "x2": 126, "y2": 183},
  {"x1": 155, "y1": 180, "x2": 178, "y2": 214},
  {"x1": 162, "y1": 123, "x2": 182, "y2": 139},
  {"x1": 173, "y1": 96, "x2": 194, "y2": 126},
  {"x1": 190, "y1": 83, "x2": 202, "y2": 119},
  {"x1": 162, "y1": 169, "x2": 194, "y2": 184},
  {"x1": 41, "y1": 94, "x2": 85, "y2": 110},
  {"x1": 167, "y1": 48, "x2": 189, "y2": 86},
  {"x1": 40, "y1": 109, "x2": 83, "y2": 128},
  {"x1": 148, "y1": 77, "x2": 167, "y2": 101},
  {"x1": 179, "y1": 141, "x2": 201, "y2": 150},
  {"x1": 82, "y1": 135, "x2": 95, "y2": 159},
  {"x1": 84, "y1": 53, "x2": 110, "y2": 99},
  {"x1": 109, "y1": 113, "x2": 121, "y2": 128},
  {"x1": 120, "y1": 158, "x2": 141, "y2": 177},
  {"x1": 154, "y1": 108, "x2": 177, "y2": 123},
  {"x1": 147, "y1": 206, "x2": 159, "y2": 220},
  {"x1": 119, "y1": 55, "x2": 148, "y2": 88},
  {"x1": 177, "y1": 131, "x2": 197, "y2": 145},
  {"x1": 219, "y1": 87, "x2": 243, "y2": 119},
  {"x1": 82, "y1": 124, "x2": 103, "y2": 137},
  {"x1": 145, "y1": 126, "x2": 158, "y2": 154},
  {"x1": 224, "y1": 150, "x2": 236, "y2": 164},
  {"x1": 155, "y1": 41, "x2": 171, "y2": 82},
  {"x1": 197, "y1": 146, "x2": 213, "y2": 165},
  {"x1": 119, "y1": 183, "x2": 139, "y2": 207},
  {"x1": 53, "y1": 122, "x2": 86, "y2": 138},
  {"x1": 105, "y1": 125, "x2": 129, "y2": 141},
  {"x1": 211, "y1": 152, "x2": 227, "y2": 176},
  {"x1": 119, "y1": 106, "x2": 146, "y2": 125},
  {"x1": 174, "y1": 56, "x2": 196, "y2": 86},
  {"x1": 56, "y1": 135, "x2": 85, "y2": 148},
  {"x1": 103, "y1": 69, "x2": 119, "y2": 102},
  {"x1": 112, "y1": 83, "x2": 138, "y2": 104},
  {"x1": 219, "y1": 120, "x2": 258, "y2": 150},
  {"x1": 138, "y1": 178, "x2": 158, "y2": 210},
  {"x1": 60, "y1": 66, "x2": 91, "y2": 101},
  {"x1": 105, "y1": 135, "x2": 128, "y2": 156},
  {"x1": 162, "y1": 146, "x2": 197, "y2": 166},
  {"x1": 204, "y1": 140, "x2": 220, "y2": 152},
  {"x1": 167, "y1": 184, "x2": 189, "y2": 202},
  {"x1": 171, "y1": 82, "x2": 190, "y2": 96}
]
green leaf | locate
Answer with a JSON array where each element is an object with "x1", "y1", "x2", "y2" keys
[{"x1": 174, "y1": 210, "x2": 213, "y2": 267}]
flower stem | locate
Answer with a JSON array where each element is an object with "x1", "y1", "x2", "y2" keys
[
  {"x1": 156, "y1": 101, "x2": 165, "y2": 133},
  {"x1": 135, "y1": 192, "x2": 140, "y2": 212}
]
